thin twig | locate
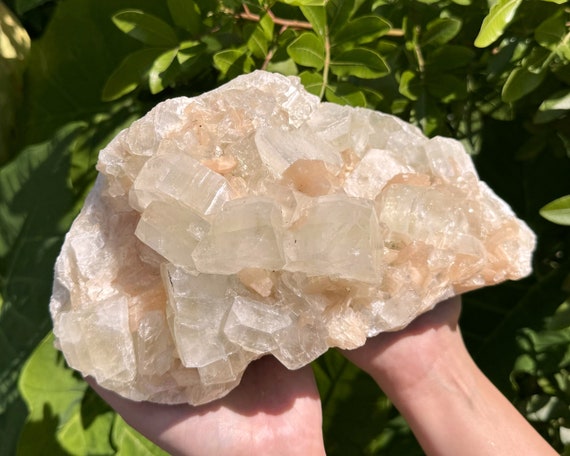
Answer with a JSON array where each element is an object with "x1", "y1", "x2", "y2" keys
[
  {"x1": 319, "y1": 24, "x2": 331, "y2": 100},
  {"x1": 240, "y1": 4, "x2": 404, "y2": 36},
  {"x1": 386, "y1": 29, "x2": 404, "y2": 37},
  {"x1": 413, "y1": 25, "x2": 425, "y2": 74},
  {"x1": 238, "y1": 8, "x2": 313, "y2": 30},
  {"x1": 261, "y1": 46, "x2": 277, "y2": 70}
]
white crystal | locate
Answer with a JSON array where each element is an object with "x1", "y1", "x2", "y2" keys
[
  {"x1": 343, "y1": 148, "x2": 412, "y2": 199},
  {"x1": 135, "y1": 200, "x2": 209, "y2": 271},
  {"x1": 192, "y1": 197, "x2": 285, "y2": 274},
  {"x1": 255, "y1": 125, "x2": 342, "y2": 177},
  {"x1": 283, "y1": 195, "x2": 382, "y2": 282},
  {"x1": 50, "y1": 70, "x2": 536, "y2": 405},
  {"x1": 223, "y1": 297, "x2": 292, "y2": 353},
  {"x1": 56, "y1": 298, "x2": 135, "y2": 387},
  {"x1": 130, "y1": 143, "x2": 233, "y2": 215}
]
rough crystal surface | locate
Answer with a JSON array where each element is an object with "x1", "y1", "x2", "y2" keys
[{"x1": 50, "y1": 70, "x2": 536, "y2": 405}]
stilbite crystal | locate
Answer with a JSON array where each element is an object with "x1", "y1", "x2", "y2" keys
[{"x1": 50, "y1": 70, "x2": 536, "y2": 405}]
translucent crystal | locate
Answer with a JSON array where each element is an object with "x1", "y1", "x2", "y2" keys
[
  {"x1": 56, "y1": 298, "x2": 135, "y2": 387},
  {"x1": 223, "y1": 297, "x2": 292, "y2": 353},
  {"x1": 163, "y1": 265, "x2": 237, "y2": 368},
  {"x1": 343, "y1": 148, "x2": 412, "y2": 199},
  {"x1": 135, "y1": 200, "x2": 209, "y2": 271},
  {"x1": 192, "y1": 196, "x2": 285, "y2": 274},
  {"x1": 130, "y1": 142, "x2": 233, "y2": 215},
  {"x1": 283, "y1": 195, "x2": 383, "y2": 282},
  {"x1": 50, "y1": 70, "x2": 536, "y2": 405},
  {"x1": 255, "y1": 124, "x2": 342, "y2": 177}
]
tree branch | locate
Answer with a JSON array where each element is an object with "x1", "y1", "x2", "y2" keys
[
  {"x1": 238, "y1": 6, "x2": 313, "y2": 30},
  {"x1": 239, "y1": 7, "x2": 404, "y2": 36}
]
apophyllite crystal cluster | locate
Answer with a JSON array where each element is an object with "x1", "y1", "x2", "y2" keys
[{"x1": 50, "y1": 71, "x2": 535, "y2": 405}]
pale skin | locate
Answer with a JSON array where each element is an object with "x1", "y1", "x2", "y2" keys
[{"x1": 88, "y1": 297, "x2": 558, "y2": 456}]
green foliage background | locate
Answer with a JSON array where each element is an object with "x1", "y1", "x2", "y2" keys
[{"x1": 1, "y1": 0, "x2": 569, "y2": 454}]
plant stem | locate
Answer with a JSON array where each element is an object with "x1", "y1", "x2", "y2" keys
[
  {"x1": 239, "y1": 4, "x2": 404, "y2": 36},
  {"x1": 319, "y1": 23, "x2": 331, "y2": 100},
  {"x1": 413, "y1": 25, "x2": 425, "y2": 74},
  {"x1": 541, "y1": 29, "x2": 570, "y2": 70},
  {"x1": 261, "y1": 45, "x2": 276, "y2": 70},
  {"x1": 239, "y1": 6, "x2": 312, "y2": 30}
]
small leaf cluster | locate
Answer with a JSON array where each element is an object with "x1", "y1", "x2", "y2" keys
[
  {"x1": 102, "y1": 1, "x2": 570, "y2": 153},
  {"x1": 473, "y1": 0, "x2": 570, "y2": 155},
  {"x1": 511, "y1": 299, "x2": 570, "y2": 452},
  {"x1": 478, "y1": 0, "x2": 570, "y2": 247},
  {"x1": 103, "y1": 0, "x2": 217, "y2": 100}
]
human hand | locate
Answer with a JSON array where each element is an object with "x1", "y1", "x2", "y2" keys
[
  {"x1": 344, "y1": 296, "x2": 557, "y2": 456},
  {"x1": 87, "y1": 298, "x2": 460, "y2": 456},
  {"x1": 87, "y1": 355, "x2": 325, "y2": 456},
  {"x1": 88, "y1": 296, "x2": 556, "y2": 456},
  {"x1": 342, "y1": 295, "x2": 463, "y2": 396}
]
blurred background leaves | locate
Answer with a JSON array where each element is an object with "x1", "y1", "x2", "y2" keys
[{"x1": 1, "y1": 0, "x2": 569, "y2": 454}]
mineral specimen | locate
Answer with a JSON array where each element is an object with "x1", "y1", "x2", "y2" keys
[{"x1": 50, "y1": 70, "x2": 536, "y2": 405}]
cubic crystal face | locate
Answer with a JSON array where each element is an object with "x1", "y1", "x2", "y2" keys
[{"x1": 50, "y1": 70, "x2": 536, "y2": 405}]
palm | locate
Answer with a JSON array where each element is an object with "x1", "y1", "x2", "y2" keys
[{"x1": 88, "y1": 356, "x2": 325, "y2": 456}]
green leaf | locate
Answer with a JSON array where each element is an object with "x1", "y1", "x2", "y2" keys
[
  {"x1": 501, "y1": 66, "x2": 546, "y2": 102},
  {"x1": 287, "y1": 32, "x2": 325, "y2": 70},
  {"x1": 113, "y1": 416, "x2": 169, "y2": 455},
  {"x1": 0, "y1": 3, "x2": 30, "y2": 164},
  {"x1": 330, "y1": 48, "x2": 390, "y2": 79},
  {"x1": 314, "y1": 351, "x2": 394, "y2": 455},
  {"x1": 213, "y1": 48, "x2": 254, "y2": 80},
  {"x1": 535, "y1": 11, "x2": 566, "y2": 50},
  {"x1": 19, "y1": 0, "x2": 148, "y2": 146},
  {"x1": 112, "y1": 10, "x2": 178, "y2": 47},
  {"x1": 467, "y1": 266, "x2": 570, "y2": 393},
  {"x1": 149, "y1": 47, "x2": 179, "y2": 94},
  {"x1": 325, "y1": 83, "x2": 367, "y2": 107},
  {"x1": 14, "y1": 0, "x2": 50, "y2": 14},
  {"x1": 266, "y1": 58, "x2": 299, "y2": 76},
  {"x1": 425, "y1": 45, "x2": 476, "y2": 70},
  {"x1": 540, "y1": 195, "x2": 570, "y2": 225},
  {"x1": 399, "y1": 70, "x2": 420, "y2": 100},
  {"x1": 299, "y1": 70, "x2": 324, "y2": 96},
  {"x1": 546, "y1": 300, "x2": 570, "y2": 332},
  {"x1": 326, "y1": 0, "x2": 355, "y2": 30},
  {"x1": 0, "y1": 123, "x2": 83, "y2": 455},
  {"x1": 474, "y1": 0, "x2": 523, "y2": 48},
  {"x1": 167, "y1": 0, "x2": 201, "y2": 33},
  {"x1": 246, "y1": 13, "x2": 274, "y2": 58},
  {"x1": 534, "y1": 90, "x2": 570, "y2": 124},
  {"x1": 522, "y1": 46, "x2": 550, "y2": 74},
  {"x1": 177, "y1": 40, "x2": 205, "y2": 65},
  {"x1": 535, "y1": 11, "x2": 570, "y2": 60},
  {"x1": 333, "y1": 16, "x2": 391, "y2": 46},
  {"x1": 301, "y1": 5, "x2": 326, "y2": 37},
  {"x1": 17, "y1": 332, "x2": 91, "y2": 454},
  {"x1": 213, "y1": 49, "x2": 243, "y2": 75},
  {"x1": 554, "y1": 62, "x2": 570, "y2": 85},
  {"x1": 425, "y1": 73, "x2": 468, "y2": 103},
  {"x1": 1, "y1": 67, "x2": 137, "y2": 452},
  {"x1": 421, "y1": 17, "x2": 461, "y2": 46},
  {"x1": 102, "y1": 48, "x2": 166, "y2": 101},
  {"x1": 413, "y1": 92, "x2": 445, "y2": 136}
]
